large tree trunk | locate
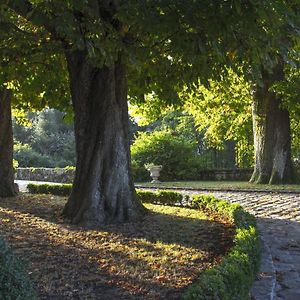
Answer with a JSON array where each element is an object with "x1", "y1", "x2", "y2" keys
[
  {"x1": 0, "y1": 89, "x2": 18, "y2": 197},
  {"x1": 250, "y1": 63, "x2": 295, "y2": 184},
  {"x1": 63, "y1": 51, "x2": 145, "y2": 227}
]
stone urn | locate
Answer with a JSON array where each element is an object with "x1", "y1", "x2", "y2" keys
[{"x1": 148, "y1": 165, "x2": 162, "y2": 183}]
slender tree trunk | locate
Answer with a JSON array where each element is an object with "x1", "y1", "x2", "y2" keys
[
  {"x1": 0, "y1": 89, "x2": 18, "y2": 197},
  {"x1": 63, "y1": 51, "x2": 145, "y2": 227},
  {"x1": 250, "y1": 63, "x2": 295, "y2": 184}
]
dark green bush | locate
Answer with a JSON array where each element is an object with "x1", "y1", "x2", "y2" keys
[
  {"x1": 135, "y1": 190, "x2": 157, "y2": 203},
  {"x1": 27, "y1": 183, "x2": 72, "y2": 196},
  {"x1": 131, "y1": 130, "x2": 203, "y2": 181},
  {"x1": 136, "y1": 189, "x2": 183, "y2": 205},
  {"x1": 0, "y1": 238, "x2": 36, "y2": 300},
  {"x1": 14, "y1": 143, "x2": 55, "y2": 168},
  {"x1": 184, "y1": 194, "x2": 260, "y2": 300},
  {"x1": 131, "y1": 160, "x2": 150, "y2": 182},
  {"x1": 156, "y1": 190, "x2": 183, "y2": 205}
]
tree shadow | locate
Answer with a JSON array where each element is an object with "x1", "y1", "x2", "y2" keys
[
  {"x1": 0, "y1": 195, "x2": 234, "y2": 299},
  {"x1": 0, "y1": 195, "x2": 234, "y2": 251}
]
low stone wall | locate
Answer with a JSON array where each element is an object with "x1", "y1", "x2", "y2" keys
[
  {"x1": 16, "y1": 168, "x2": 75, "y2": 184},
  {"x1": 16, "y1": 167, "x2": 253, "y2": 183},
  {"x1": 198, "y1": 168, "x2": 253, "y2": 181}
]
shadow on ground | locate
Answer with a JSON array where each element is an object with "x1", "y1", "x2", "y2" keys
[{"x1": 0, "y1": 194, "x2": 234, "y2": 299}]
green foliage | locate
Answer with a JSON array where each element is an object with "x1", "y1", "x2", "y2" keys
[
  {"x1": 136, "y1": 189, "x2": 184, "y2": 206},
  {"x1": 0, "y1": 7, "x2": 70, "y2": 112},
  {"x1": 12, "y1": 159, "x2": 19, "y2": 169},
  {"x1": 135, "y1": 190, "x2": 156, "y2": 204},
  {"x1": 131, "y1": 130, "x2": 203, "y2": 181},
  {"x1": 13, "y1": 109, "x2": 76, "y2": 167},
  {"x1": 27, "y1": 183, "x2": 72, "y2": 196},
  {"x1": 0, "y1": 237, "x2": 36, "y2": 300},
  {"x1": 185, "y1": 194, "x2": 260, "y2": 300},
  {"x1": 27, "y1": 184, "x2": 184, "y2": 206},
  {"x1": 131, "y1": 160, "x2": 150, "y2": 182},
  {"x1": 14, "y1": 143, "x2": 54, "y2": 167},
  {"x1": 182, "y1": 69, "x2": 254, "y2": 167},
  {"x1": 157, "y1": 190, "x2": 183, "y2": 205}
]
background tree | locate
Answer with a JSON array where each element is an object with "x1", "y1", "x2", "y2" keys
[
  {"x1": 130, "y1": 1, "x2": 300, "y2": 183},
  {"x1": 13, "y1": 109, "x2": 76, "y2": 167},
  {"x1": 0, "y1": 5, "x2": 69, "y2": 197},
  {"x1": 0, "y1": 89, "x2": 16, "y2": 197},
  {"x1": 182, "y1": 69, "x2": 254, "y2": 168}
]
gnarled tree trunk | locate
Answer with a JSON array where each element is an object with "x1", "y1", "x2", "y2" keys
[
  {"x1": 250, "y1": 63, "x2": 295, "y2": 184},
  {"x1": 63, "y1": 51, "x2": 145, "y2": 227},
  {"x1": 0, "y1": 88, "x2": 18, "y2": 197}
]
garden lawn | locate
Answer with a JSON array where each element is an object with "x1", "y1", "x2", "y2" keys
[
  {"x1": 136, "y1": 181, "x2": 300, "y2": 192},
  {"x1": 0, "y1": 194, "x2": 234, "y2": 299}
]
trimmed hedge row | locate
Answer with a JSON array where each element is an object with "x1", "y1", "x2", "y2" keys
[
  {"x1": 184, "y1": 194, "x2": 260, "y2": 299},
  {"x1": 0, "y1": 238, "x2": 37, "y2": 299},
  {"x1": 26, "y1": 184, "x2": 260, "y2": 299},
  {"x1": 27, "y1": 183, "x2": 72, "y2": 196},
  {"x1": 136, "y1": 189, "x2": 185, "y2": 205},
  {"x1": 27, "y1": 184, "x2": 186, "y2": 206}
]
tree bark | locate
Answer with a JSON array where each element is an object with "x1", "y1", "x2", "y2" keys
[
  {"x1": 250, "y1": 63, "x2": 295, "y2": 184},
  {"x1": 0, "y1": 89, "x2": 18, "y2": 197},
  {"x1": 63, "y1": 51, "x2": 146, "y2": 227}
]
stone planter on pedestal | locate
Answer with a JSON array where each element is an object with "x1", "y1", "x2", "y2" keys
[{"x1": 148, "y1": 165, "x2": 162, "y2": 183}]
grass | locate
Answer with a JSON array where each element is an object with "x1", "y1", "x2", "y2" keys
[
  {"x1": 136, "y1": 181, "x2": 300, "y2": 192},
  {"x1": 0, "y1": 194, "x2": 234, "y2": 299}
]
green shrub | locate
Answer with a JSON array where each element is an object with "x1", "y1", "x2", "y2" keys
[
  {"x1": 27, "y1": 183, "x2": 72, "y2": 196},
  {"x1": 156, "y1": 190, "x2": 183, "y2": 205},
  {"x1": 131, "y1": 160, "x2": 150, "y2": 182},
  {"x1": 184, "y1": 194, "x2": 260, "y2": 300},
  {"x1": 14, "y1": 143, "x2": 55, "y2": 168},
  {"x1": 131, "y1": 130, "x2": 203, "y2": 181},
  {"x1": 136, "y1": 189, "x2": 183, "y2": 205},
  {"x1": 135, "y1": 190, "x2": 157, "y2": 203},
  {"x1": 0, "y1": 237, "x2": 36, "y2": 299}
]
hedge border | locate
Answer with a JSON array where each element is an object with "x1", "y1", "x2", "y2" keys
[
  {"x1": 27, "y1": 184, "x2": 260, "y2": 299},
  {"x1": 27, "y1": 183, "x2": 72, "y2": 196},
  {"x1": 183, "y1": 194, "x2": 260, "y2": 299}
]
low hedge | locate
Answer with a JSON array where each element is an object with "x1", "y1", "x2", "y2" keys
[
  {"x1": 27, "y1": 183, "x2": 72, "y2": 196},
  {"x1": 27, "y1": 184, "x2": 185, "y2": 206},
  {"x1": 0, "y1": 237, "x2": 36, "y2": 299},
  {"x1": 184, "y1": 194, "x2": 260, "y2": 300},
  {"x1": 136, "y1": 189, "x2": 184, "y2": 205}
]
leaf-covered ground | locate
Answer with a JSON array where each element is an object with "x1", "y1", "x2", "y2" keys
[{"x1": 0, "y1": 195, "x2": 234, "y2": 299}]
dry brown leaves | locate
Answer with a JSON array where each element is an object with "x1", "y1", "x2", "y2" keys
[{"x1": 0, "y1": 194, "x2": 234, "y2": 299}]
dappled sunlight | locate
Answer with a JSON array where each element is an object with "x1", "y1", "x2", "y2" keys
[{"x1": 0, "y1": 195, "x2": 234, "y2": 299}]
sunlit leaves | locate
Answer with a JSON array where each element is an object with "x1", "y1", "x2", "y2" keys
[
  {"x1": 182, "y1": 69, "x2": 254, "y2": 166},
  {"x1": 0, "y1": 5, "x2": 70, "y2": 112}
]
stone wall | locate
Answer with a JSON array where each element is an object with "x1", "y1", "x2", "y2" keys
[
  {"x1": 16, "y1": 168, "x2": 75, "y2": 183},
  {"x1": 198, "y1": 168, "x2": 253, "y2": 181},
  {"x1": 16, "y1": 167, "x2": 253, "y2": 183}
]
